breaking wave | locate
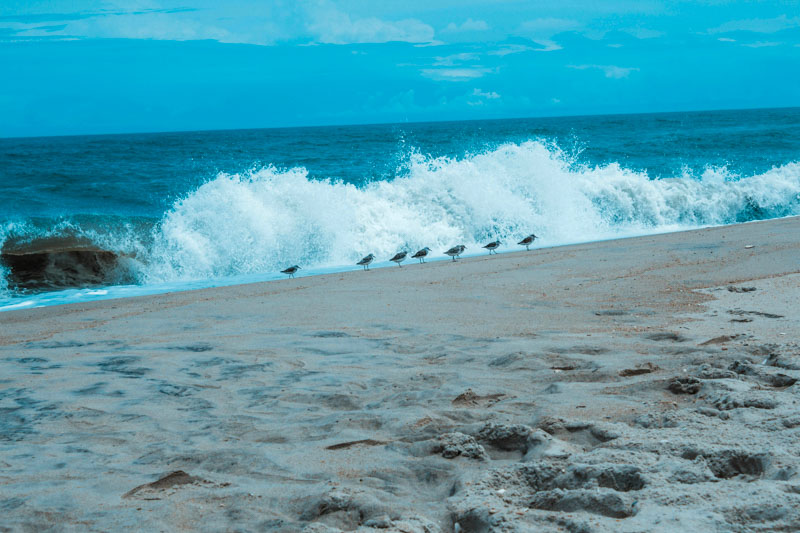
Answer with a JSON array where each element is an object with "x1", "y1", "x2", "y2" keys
[{"x1": 2, "y1": 140, "x2": 799, "y2": 295}]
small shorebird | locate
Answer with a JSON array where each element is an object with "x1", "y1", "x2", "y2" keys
[
  {"x1": 444, "y1": 244, "x2": 466, "y2": 261},
  {"x1": 281, "y1": 265, "x2": 300, "y2": 278},
  {"x1": 357, "y1": 253, "x2": 375, "y2": 270},
  {"x1": 411, "y1": 247, "x2": 431, "y2": 263},
  {"x1": 483, "y1": 240, "x2": 501, "y2": 255},
  {"x1": 389, "y1": 251, "x2": 408, "y2": 267},
  {"x1": 518, "y1": 234, "x2": 538, "y2": 251}
]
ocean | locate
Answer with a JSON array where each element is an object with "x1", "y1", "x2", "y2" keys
[{"x1": 1, "y1": 107, "x2": 799, "y2": 311}]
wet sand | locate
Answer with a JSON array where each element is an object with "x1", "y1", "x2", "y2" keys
[{"x1": 1, "y1": 217, "x2": 799, "y2": 532}]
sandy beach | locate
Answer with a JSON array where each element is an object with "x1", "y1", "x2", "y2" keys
[{"x1": 1, "y1": 217, "x2": 799, "y2": 532}]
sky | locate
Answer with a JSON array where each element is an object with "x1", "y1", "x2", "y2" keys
[{"x1": 1, "y1": 0, "x2": 799, "y2": 137}]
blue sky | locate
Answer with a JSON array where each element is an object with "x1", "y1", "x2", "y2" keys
[{"x1": 1, "y1": 0, "x2": 799, "y2": 137}]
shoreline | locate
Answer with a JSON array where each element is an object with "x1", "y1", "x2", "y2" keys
[
  {"x1": 1, "y1": 215, "x2": 799, "y2": 531},
  {"x1": 0, "y1": 215, "x2": 794, "y2": 315}
]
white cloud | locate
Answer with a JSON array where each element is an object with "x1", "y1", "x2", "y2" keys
[
  {"x1": 718, "y1": 37, "x2": 736, "y2": 42},
  {"x1": 489, "y1": 40, "x2": 560, "y2": 54},
  {"x1": 471, "y1": 88, "x2": 500, "y2": 99},
  {"x1": 443, "y1": 18, "x2": 489, "y2": 33},
  {"x1": 467, "y1": 87, "x2": 500, "y2": 106},
  {"x1": 84, "y1": 13, "x2": 235, "y2": 42},
  {"x1": 488, "y1": 44, "x2": 533, "y2": 56},
  {"x1": 742, "y1": 41, "x2": 781, "y2": 48},
  {"x1": 532, "y1": 39, "x2": 562, "y2": 52},
  {"x1": 306, "y1": 2, "x2": 434, "y2": 44},
  {"x1": 707, "y1": 15, "x2": 800, "y2": 34},
  {"x1": 433, "y1": 52, "x2": 481, "y2": 66},
  {"x1": 4, "y1": 10, "x2": 244, "y2": 44},
  {"x1": 569, "y1": 64, "x2": 639, "y2": 79},
  {"x1": 1, "y1": 4, "x2": 301, "y2": 46},
  {"x1": 420, "y1": 67, "x2": 493, "y2": 81}
]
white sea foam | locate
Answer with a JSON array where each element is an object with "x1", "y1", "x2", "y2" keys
[{"x1": 142, "y1": 140, "x2": 800, "y2": 282}]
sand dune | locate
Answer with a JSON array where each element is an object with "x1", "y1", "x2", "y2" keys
[{"x1": 1, "y1": 217, "x2": 799, "y2": 532}]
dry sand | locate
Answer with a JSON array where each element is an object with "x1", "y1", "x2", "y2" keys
[{"x1": 1, "y1": 217, "x2": 799, "y2": 532}]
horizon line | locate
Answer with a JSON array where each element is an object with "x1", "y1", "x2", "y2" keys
[{"x1": 2, "y1": 104, "x2": 799, "y2": 142}]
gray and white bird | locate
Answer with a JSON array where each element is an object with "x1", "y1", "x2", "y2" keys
[
  {"x1": 389, "y1": 251, "x2": 408, "y2": 267},
  {"x1": 411, "y1": 247, "x2": 431, "y2": 263},
  {"x1": 518, "y1": 234, "x2": 538, "y2": 250},
  {"x1": 444, "y1": 244, "x2": 466, "y2": 261},
  {"x1": 483, "y1": 240, "x2": 501, "y2": 255},
  {"x1": 357, "y1": 253, "x2": 375, "y2": 270},
  {"x1": 281, "y1": 265, "x2": 300, "y2": 278}
]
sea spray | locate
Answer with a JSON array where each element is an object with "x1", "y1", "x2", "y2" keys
[
  {"x1": 143, "y1": 141, "x2": 596, "y2": 282},
  {"x1": 142, "y1": 141, "x2": 800, "y2": 283}
]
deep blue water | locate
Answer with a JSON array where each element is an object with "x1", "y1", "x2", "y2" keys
[{"x1": 1, "y1": 107, "x2": 799, "y2": 309}]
